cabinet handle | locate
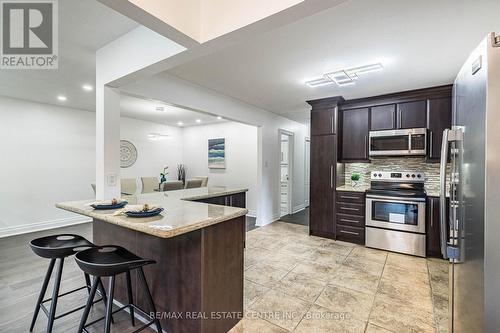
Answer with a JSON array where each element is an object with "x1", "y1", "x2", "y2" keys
[
  {"x1": 341, "y1": 206, "x2": 359, "y2": 211},
  {"x1": 340, "y1": 218, "x2": 359, "y2": 224},
  {"x1": 331, "y1": 116, "x2": 334, "y2": 134},
  {"x1": 340, "y1": 196, "x2": 359, "y2": 200},
  {"x1": 340, "y1": 230, "x2": 359, "y2": 236},
  {"x1": 392, "y1": 110, "x2": 396, "y2": 128},
  {"x1": 398, "y1": 109, "x2": 402, "y2": 128},
  {"x1": 429, "y1": 131, "x2": 433, "y2": 158},
  {"x1": 364, "y1": 135, "x2": 368, "y2": 159},
  {"x1": 430, "y1": 200, "x2": 434, "y2": 227},
  {"x1": 330, "y1": 165, "x2": 334, "y2": 189}
]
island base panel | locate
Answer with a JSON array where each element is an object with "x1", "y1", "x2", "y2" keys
[{"x1": 93, "y1": 216, "x2": 244, "y2": 333}]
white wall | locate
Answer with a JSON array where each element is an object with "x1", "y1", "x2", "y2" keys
[
  {"x1": 182, "y1": 122, "x2": 258, "y2": 216},
  {"x1": 121, "y1": 73, "x2": 310, "y2": 226},
  {"x1": 0, "y1": 96, "x2": 96, "y2": 236},
  {"x1": 0, "y1": 96, "x2": 185, "y2": 237},
  {"x1": 120, "y1": 117, "x2": 183, "y2": 193}
]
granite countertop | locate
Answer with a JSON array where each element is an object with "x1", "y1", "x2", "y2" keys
[
  {"x1": 336, "y1": 184, "x2": 370, "y2": 193},
  {"x1": 56, "y1": 186, "x2": 249, "y2": 239}
]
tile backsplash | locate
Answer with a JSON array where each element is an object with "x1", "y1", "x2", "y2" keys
[{"x1": 344, "y1": 158, "x2": 449, "y2": 195}]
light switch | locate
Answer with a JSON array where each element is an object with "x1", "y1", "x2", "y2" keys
[{"x1": 106, "y1": 173, "x2": 117, "y2": 186}]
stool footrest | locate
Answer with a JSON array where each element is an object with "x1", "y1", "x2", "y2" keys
[
  {"x1": 82, "y1": 303, "x2": 157, "y2": 333},
  {"x1": 39, "y1": 285, "x2": 104, "y2": 321}
]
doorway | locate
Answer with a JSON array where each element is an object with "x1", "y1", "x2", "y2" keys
[
  {"x1": 279, "y1": 130, "x2": 293, "y2": 217},
  {"x1": 305, "y1": 137, "x2": 310, "y2": 207}
]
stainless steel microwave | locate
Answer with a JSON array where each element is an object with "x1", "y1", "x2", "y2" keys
[{"x1": 369, "y1": 128, "x2": 427, "y2": 157}]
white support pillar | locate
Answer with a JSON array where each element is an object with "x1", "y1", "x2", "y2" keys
[{"x1": 95, "y1": 86, "x2": 121, "y2": 200}]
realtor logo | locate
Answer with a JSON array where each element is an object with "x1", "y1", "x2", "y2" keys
[{"x1": 1, "y1": 0, "x2": 58, "y2": 69}]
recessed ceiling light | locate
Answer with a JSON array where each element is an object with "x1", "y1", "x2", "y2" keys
[
  {"x1": 217, "y1": 116, "x2": 223, "y2": 120},
  {"x1": 82, "y1": 84, "x2": 93, "y2": 92},
  {"x1": 196, "y1": 119, "x2": 202, "y2": 123},
  {"x1": 57, "y1": 95, "x2": 67, "y2": 101},
  {"x1": 177, "y1": 121, "x2": 184, "y2": 126},
  {"x1": 155, "y1": 106, "x2": 165, "y2": 112}
]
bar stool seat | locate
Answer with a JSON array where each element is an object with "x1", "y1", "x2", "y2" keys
[
  {"x1": 29, "y1": 234, "x2": 110, "y2": 333},
  {"x1": 75, "y1": 246, "x2": 162, "y2": 333},
  {"x1": 30, "y1": 234, "x2": 95, "y2": 258}
]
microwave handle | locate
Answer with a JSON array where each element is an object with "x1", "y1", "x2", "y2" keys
[{"x1": 439, "y1": 129, "x2": 449, "y2": 259}]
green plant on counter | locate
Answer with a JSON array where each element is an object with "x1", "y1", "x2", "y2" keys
[{"x1": 351, "y1": 172, "x2": 361, "y2": 182}]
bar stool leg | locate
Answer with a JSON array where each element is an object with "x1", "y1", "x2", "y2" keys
[
  {"x1": 84, "y1": 273, "x2": 91, "y2": 294},
  {"x1": 29, "y1": 258, "x2": 56, "y2": 332},
  {"x1": 77, "y1": 276, "x2": 99, "y2": 333},
  {"x1": 46, "y1": 258, "x2": 64, "y2": 333},
  {"x1": 104, "y1": 275, "x2": 116, "y2": 333},
  {"x1": 125, "y1": 271, "x2": 135, "y2": 326},
  {"x1": 97, "y1": 277, "x2": 114, "y2": 324},
  {"x1": 138, "y1": 267, "x2": 162, "y2": 333}
]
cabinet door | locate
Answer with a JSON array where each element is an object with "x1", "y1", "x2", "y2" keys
[
  {"x1": 311, "y1": 108, "x2": 335, "y2": 136},
  {"x1": 398, "y1": 100, "x2": 427, "y2": 129},
  {"x1": 426, "y1": 197, "x2": 449, "y2": 258},
  {"x1": 370, "y1": 104, "x2": 396, "y2": 130},
  {"x1": 341, "y1": 108, "x2": 369, "y2": 161},
  {"x1": 427, "y1": 97, "x2": 452, "y2": 161},
  {"x1": 310, "y1": 135, "x2": 336, "y2": 236}
]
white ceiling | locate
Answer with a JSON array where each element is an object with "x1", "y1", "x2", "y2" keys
[
  {"x1": 120, "y1": 94, "x2": 226, "y2": 127},
  {"x1": 167, "y1": 0, "x2": 500, "y2": 124},
  {"x1": 0, "y1": 0, "x2": 138, "y2": 111}
]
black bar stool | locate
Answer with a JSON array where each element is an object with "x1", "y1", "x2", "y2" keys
[
  {"x1": 29, "y1": 234, "x2": 111, "y2": 333},
  {"x1": 75, "y1": 245, "x2": 162, "y2": 333}
]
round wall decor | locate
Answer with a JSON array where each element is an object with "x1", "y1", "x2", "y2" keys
[{"x1": 120, "y1": 140, "x2": 137, "y2": 168}]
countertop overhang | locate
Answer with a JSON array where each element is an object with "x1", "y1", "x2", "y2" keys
[{"x1": 56, "y1": 186, "x2": 249, "y2": 239}]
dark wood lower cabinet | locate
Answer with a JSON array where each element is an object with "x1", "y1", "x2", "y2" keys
[
  {"x1": 309, "y1": 135, "x2": 336, "y2": 239},
  {"x1": 426, "y1": 196, "x2": 449, "y2": 258},
  {"x1": 336, "y1": 191, "x2": 366, "y2": 245}
]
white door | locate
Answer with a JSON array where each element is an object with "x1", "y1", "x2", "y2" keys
[{"x1": 279, "y1": 131, "x2": 293, "y2": 217}]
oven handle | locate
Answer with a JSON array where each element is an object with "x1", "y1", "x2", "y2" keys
[
  {"x1": 365, "y1": 195, "x2": 426, "y2": 203},
  {"x1": 439, "y1": 129, "x2": 449, "y2": 259}
]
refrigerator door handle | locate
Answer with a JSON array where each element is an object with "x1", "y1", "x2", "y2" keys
[{"x1": 439, "y1": 129, "x2": 450, "y2": 259}]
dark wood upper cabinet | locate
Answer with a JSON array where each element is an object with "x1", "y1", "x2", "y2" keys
[
  {"x1": 370, "y1": 104, "x2": 396, "y2": 131},
  {"x1": 340, "y1": 108, "x2": 369, "y2": 162},
  {"x1": 309, "y1": 134, "x2": 336, "y2": 237},
  {"x1": 308, "y1": 96, "x2": 344, "y2": 136},
  {"x1": 427, "y1": 97, "x2": 452, "y2": 161},
  {"x1": 397, "y1": 100, "x2": 427, "y2": 129},
  {"x1": 311, "y1": 108, "x2": 335, "y2": 136}
]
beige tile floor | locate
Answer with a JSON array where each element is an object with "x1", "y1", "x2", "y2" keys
[{"x1": 230, "y1": 221, "x2": 450, "y2": 333}]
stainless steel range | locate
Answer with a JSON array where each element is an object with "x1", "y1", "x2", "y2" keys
[{"x1": 365, "y1": 171, "x2": 426, "y2": 257}]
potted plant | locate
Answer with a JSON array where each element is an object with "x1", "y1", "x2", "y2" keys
[
  {"x1": 351, "y1": 172, "x2": 361, "y2": 187},
  {"x1": 160, "y1": 166, "x2": 169, "y2": 184}
]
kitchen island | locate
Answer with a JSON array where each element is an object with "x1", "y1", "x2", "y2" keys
[{"x1": 56, "y1": 186, "x2": 248, "y2": 333}]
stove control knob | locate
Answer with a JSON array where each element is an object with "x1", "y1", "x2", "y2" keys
[
  {"x1": 378, "y1": 173, "x2": 382, "y2": 177},
  {"x1": 417, "y1": 174, "x2": 422, "y2": 178},
  {"x1": 373, "y1": 173, "x2": 377, "y2": 177},
  {"x1": 406, "y1": 174, "x2": 410, "y2": 178},
  {"x1": 411, "y1": 174, "x2": 416, "y2": 178}
]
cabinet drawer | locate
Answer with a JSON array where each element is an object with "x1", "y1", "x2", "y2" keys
[
  {"x1": 337, "y1": 191, "x2": 365, "y2": 204},
  {"x1": 336, "y1": 225, "x2": 365, "y2": 245},
  {"x1": 336, "y1": 213, "x2": 365, "y2": 227},
  {"x1": 337, "y1": 202, "x2": 365, "y2": 216}
]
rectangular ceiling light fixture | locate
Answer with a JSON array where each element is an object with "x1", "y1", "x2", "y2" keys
[
  {"x1": 306, "y1": 62, "x2": 383, "y2": 87},
  {"x1": 305, "y1": 77, "x2": 334, "y2": 87}
]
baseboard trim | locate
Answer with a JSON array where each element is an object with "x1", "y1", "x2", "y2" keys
[
  {"x1": 292, "y1": 203, "x2": 306, "y2": 214},
  {"x1": 0, "y1": 216, "x2": 92, "y2": 238}
]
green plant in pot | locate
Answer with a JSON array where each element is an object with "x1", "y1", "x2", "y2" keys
[{"x1": 351, "y1": 172, "x2": 361, "y2": 187}]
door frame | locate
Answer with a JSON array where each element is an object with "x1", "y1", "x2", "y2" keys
[
  {"x1": 304, "y1": 137, "x2": 310, "y2": 207},
  {"x1": 278, "y1": 129, "x2": 294, "y2": 217}
]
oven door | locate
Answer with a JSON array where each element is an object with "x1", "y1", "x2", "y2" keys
[{"x1": 366, "y1": 195, "x2": 426, "y2": 233}]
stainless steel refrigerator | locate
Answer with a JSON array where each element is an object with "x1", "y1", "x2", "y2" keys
[{"x1": 440, "y1": 32, "x2": 500, "y2": 332}]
